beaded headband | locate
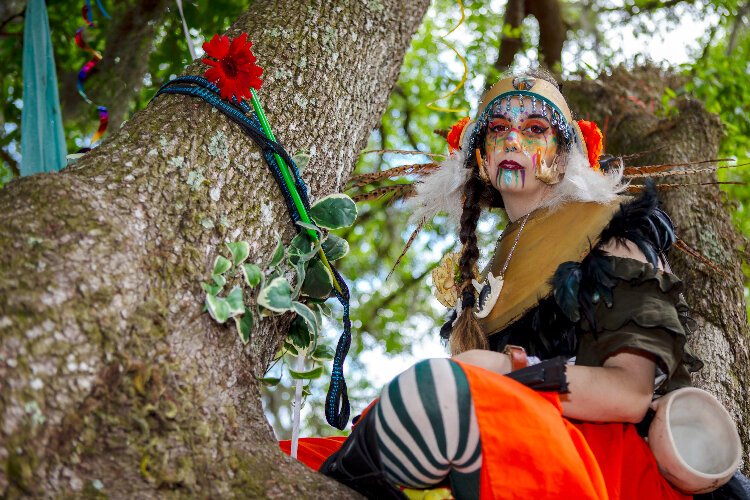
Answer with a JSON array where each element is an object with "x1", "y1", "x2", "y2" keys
[{"x1": 464, "y1": 75, "x2": 589, "y2": 161}]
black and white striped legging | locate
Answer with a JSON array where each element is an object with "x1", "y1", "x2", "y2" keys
[{"x1": 373, "y1": 358, "x2": 482, "y2": 499}]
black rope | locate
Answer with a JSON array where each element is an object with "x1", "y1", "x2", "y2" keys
[{"x1": 152, "y1": 77, "x2": 352, "y2": 429}]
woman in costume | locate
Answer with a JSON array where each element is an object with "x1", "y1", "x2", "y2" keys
[{"x1": 311, "y1": 70, "x2": 712, "y2": 499}]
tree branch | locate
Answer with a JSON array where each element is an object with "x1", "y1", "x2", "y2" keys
[
  {"x1": 494, "y1": 0, "x2": 525, "y2": 73},
  {"x1": 726, "y1": 1, "x2": 750, "y2": 56}
]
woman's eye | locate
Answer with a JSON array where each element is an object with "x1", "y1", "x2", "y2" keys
[
  {"x1": 489, "y1": 124, "x2": 508, "y2": 133},
  {"x1": 527, "y1": 125, "x2": 548, "y2": 135}
]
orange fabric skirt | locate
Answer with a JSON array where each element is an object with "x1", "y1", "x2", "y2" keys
[{"x1": 280, "y1": 362, "x2": 689, "y2": 500}]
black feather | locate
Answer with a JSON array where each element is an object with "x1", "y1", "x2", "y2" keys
[
  {"x1": 599, "y1": 180, "x2": 676, "y2": 268},
  {"x1": 552, "y1": 262, "x2": 582, "y2": 322}
]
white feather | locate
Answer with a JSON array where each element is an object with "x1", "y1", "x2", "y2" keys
[
  {"x1": 405, "y1": 122, "x2": 476, "y2": 229},
  {"x1": 406, "y1": 149, "x2": 470, "y2": 229}
]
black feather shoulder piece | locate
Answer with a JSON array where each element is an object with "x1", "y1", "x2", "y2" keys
[{"x1": 599, "y1": 181, "x2": 676, "y2": 268}]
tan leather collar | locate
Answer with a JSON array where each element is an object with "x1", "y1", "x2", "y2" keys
[{"x1": 477, "y1": 198, "x2": 624, "y2": 335}]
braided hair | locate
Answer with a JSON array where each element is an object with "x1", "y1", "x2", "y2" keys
[{"x1": 443, "y1": 69, "x2": 568, "y2": 355}]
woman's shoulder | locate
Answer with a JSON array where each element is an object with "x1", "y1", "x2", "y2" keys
[{"x1": 596, "y1": 182, "x2": 675, "y2": 269}]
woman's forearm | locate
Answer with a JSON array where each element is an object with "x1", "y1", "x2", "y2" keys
[
  {"x1": 561, "y1": 353, "x2": 655, "y2": 423},
  {"x1": 453, "y1": 349, "x2": 656, "y2": 423}
]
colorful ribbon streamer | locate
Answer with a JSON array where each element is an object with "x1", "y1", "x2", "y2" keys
[
  {"x1": 425, "y1": 0, "x2": 469, "y2": 114},
  {"x1": 74, "y1": 1, "x2": 109, "y2": 145}
]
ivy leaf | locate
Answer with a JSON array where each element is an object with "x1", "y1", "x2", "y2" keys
[
  {"x1": 212, "y1": 273, "x2": 226, "y2": 287},
  {"x1": 225, "y1": 286, "x2": 245, "y2": 317},
  {"x1": 202, "y1": 282, "x2": 222, "y2": 295},
  {"x1": 309, "y1": 194, "x2": 357, "y2": 230},
  {"x1": 225, "y1": 241, "x2": 250, "y2": 266},
  {"x1": 289, "y1": 366, "x2": 324, "y2": 380},
  {"x1": 213, "y1": 255, "x2": 232, "y2": 275},
  {"x1": 284, "y1": 340, "x2": 299, "y2": 356},
  {"x1": 287, "y1": 315, "x2": 311, "y2": 350},
  {"x1": 293, "y1": 256, "x2": 307, "y2": 297},
  {"x1": 301, "y1": 257, "x2": 333, "y2": 299},
  {"x1": 234, "y1": 311, "x2": 253, "y2": 345},
  {"x1": 292, "y1": 301, "x2": 319, "y2": 338},
  {"x1": 288, "y1": 232, "x2": 313, "y2": 265},
  {"x1": 205, "y1": 294, "x2": 230, "y2": 323},
  {"x1": 292, "y1": 151, "x2": 311, "y2": 172},
  {"x1": 322, "y1": 234, "x2": 349, "y2": 261},
  {"x1": 311, "y1": 344, "x2": 335, "y2": 361},
  {"x1": 268, "y1": 236, "x2": 285, "y2": 269},
  {"x1": 259, "y1": 377, "x2": 281, "y2": 386},
  {"x1": 296, "y1": 221, "x2": 323, "y2": 235},
  {"x1": 242, "y1": 263, "x2": 262, "y2": 287},
  {"x1": 257, "y1": 277, "x2": 294, "y2": 312}
]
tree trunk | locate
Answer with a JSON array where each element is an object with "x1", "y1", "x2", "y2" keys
[
  {"x1": 565, "y1": 67, "x2": 750, "y2": 470},
  {"x1": 0, "y1": 0, "x2": 430, "y2": 496}
]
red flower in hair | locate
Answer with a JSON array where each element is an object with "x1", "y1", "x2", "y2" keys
[
  {"x1": 446, "y1": 117, "x2": 471, "y2": 152},
  {"x1": 202, "y1": 33, "x2": 263, "y2": 101},
  {"x1": 577, "y1": 120, "x2": 604, "y2": 170}
]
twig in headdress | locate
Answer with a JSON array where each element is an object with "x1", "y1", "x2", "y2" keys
[
  {"x1": 386, "y1": 219, "x2": 425, "y2": 281},
  {"x1": 351, "y1": 183, "x2": 417, "y2": 203},
  {"x1": 673, "y1": 238, "x2": 730, "y2": 279},
  {"x1": 623, "y1": 158, "x2": 736, "y2": 176},
  {"x1": 360, "y1": 149, "x2": 447, "y2": 159},
  {"x1": 625, "y1": 181, "x2": 746, "y2": 193},
  {"x1": 347, "y1": 163, "x2": 438, "y2": 189},
  {"x1": 617, "y1": 146, "x2": 670, "y2": 160},
  {"x1": 624, "y1": 164, "x2": 744, "y2": 179}
]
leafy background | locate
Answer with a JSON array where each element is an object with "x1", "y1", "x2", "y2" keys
[{"x1": 1, "y1": 0, "x2": 748, "y2": 437}]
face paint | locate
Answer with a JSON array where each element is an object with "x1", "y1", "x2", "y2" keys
[{"x1": 485, "y1": 96, "x2": 561, "y2": 194}]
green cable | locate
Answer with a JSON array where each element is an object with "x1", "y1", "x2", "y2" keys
[{"x1": 249, "y1": 89, "x2": 342, "y2": 294}]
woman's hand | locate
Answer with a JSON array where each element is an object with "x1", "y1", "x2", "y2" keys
[{"x1": 452, "y1": 349, "x2": 512, "y2": 375}]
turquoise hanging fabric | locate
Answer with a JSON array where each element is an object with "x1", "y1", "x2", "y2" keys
[{"x1": 21, "y1": 0, "x2": 67, "y2": 176}]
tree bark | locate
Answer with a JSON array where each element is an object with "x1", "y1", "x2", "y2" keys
[
  {"x1": 0, "y1": 0, "x2": 430, "y2": 496},
  {"x1": 565, "y1": 66, "x2": 750, "y2": 470}
]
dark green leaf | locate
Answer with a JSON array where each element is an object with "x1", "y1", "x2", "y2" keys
[
  {"x1": 242, "y1": 263, "x2": 262, "y2": 287},
  {"x1": 311, "y1": 344, "x2": 335, "y2": 361},
  {"x1": 292, "y1": 301, "x2": 319, "y2": 338},
  {"x1": 309, "y1": 194, "x2": 358, "y2": 229},
  {"x1": 322, "y1": 234, "x2": 349, "y2": 261},
  {"x1": 257, "y1": 277, "x2": 294, "y2": 312},
  {"x1": 301, "y1": 258, "x2": 333, "y2": 299},
  {"x1": 234, "y1": 311, "x2": 253, "y2": 344},
  {"x1": 259, "y1": 377, "x2": 281, "y2": 386},
  {"x1": 202, "y1": 282, "x2": 222, "y2": 295},
  {"x1": 205, "y1": 294, "x2": 230, "y2": 323},
  {"x1": 213, "y1": 255, "x2": 232, "y2": 275},
  {"x1": 268, "y1": 236, "x2": 285, "y2": 268},
  {"x1": 289, "y1": 366, "x2": 324, "y2": 380},
  {"x1": 225, "y1": 286, "x2": 245, "y2": 317},
  {"x1": 226, "y1": 241, "x2": 250, "y2": 266},
  {"x1": 287, "y1": 315, "x2": 311, "y2": 349}
]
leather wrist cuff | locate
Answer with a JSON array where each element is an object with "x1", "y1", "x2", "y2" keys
[{"x1": 503, "y1": 344, "x2": 529, "y2": 372}]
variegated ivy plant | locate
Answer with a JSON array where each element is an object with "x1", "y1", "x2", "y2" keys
[{"x1": 202, "y1": 193, "x2": 357, "y2": 383}]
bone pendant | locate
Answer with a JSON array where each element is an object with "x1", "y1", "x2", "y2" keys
[{"x1": 474, "y1": 272, "x2": 504, "y2": 319}]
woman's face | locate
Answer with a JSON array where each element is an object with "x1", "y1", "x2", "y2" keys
[{"x1": 483, "y1": 96, "x2": 559, "y2": 198}]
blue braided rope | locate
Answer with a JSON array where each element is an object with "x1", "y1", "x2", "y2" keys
[{"x1": 153, "y1": 77, "x2": 352, "y2": 429}]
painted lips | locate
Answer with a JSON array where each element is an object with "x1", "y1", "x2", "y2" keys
[{"x1": 499, "y1": 160, "x2": 524, "y2": 170}]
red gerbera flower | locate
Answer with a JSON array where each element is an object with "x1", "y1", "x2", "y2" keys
[
  {"x1": 202, "y1": 33, "x2": 263, "y2": 102},
  {"x1": 577, "y1": 119, "x2": 604, "y2": 170},
  {"x1": 446, "y1": 117, "x2": 471, "y2": 153}
]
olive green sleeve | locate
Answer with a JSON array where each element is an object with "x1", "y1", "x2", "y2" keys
[{"x1": 575, "y1": 257, "x2": 702, "y2": 393}]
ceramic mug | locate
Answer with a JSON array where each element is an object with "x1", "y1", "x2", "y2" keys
[{"x1": 648, "y1": 387, "x2": 742, "y2": 494}]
